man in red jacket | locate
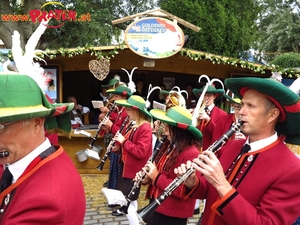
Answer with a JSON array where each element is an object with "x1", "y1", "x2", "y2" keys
[
  {"x1": 0, "y1": 73, "x2": 86, "y2": 225},
  {"x1": 193, "y1": 84, "x2": 226, "y2": 151},
  {"x1": 176, "y1": 77, "x2": 300, "y2": 225}
]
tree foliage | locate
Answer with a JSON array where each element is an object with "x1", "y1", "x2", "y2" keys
[
  {"x1": 270, "y1": 53, "x2": 300, "y2": 68},
  {"x1": 0, "y1": 0, "x2": 45, "y2": 49},
  {"x1": 158, "y1": 0, "x2": 259, "y2": 58},
  {"x1": 255, "y1": 0, "x2": 300, "y2": 62}
]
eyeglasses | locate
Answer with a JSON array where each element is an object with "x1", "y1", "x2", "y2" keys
[{"x1": 0, "y1": 121, "x2": 18, "y2": 133}]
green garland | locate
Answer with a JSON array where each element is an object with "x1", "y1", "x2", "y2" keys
[{"x1": 1, "y1": 43, "x2": 299, "y2": 78}]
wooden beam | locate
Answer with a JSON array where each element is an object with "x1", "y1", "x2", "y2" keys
[{"x1": 111, "y1": 8, "x2": 201, "y2": 32}]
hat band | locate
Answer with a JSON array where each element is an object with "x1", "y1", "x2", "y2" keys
[
  {"x1": 177, "y1": 122, "x2": 188, "y2": 129},
  {"x1": 52, "y1": 105, "x2": 69, "y2": 116},
  {"x1": 284, "y1": 101, "x2": 300, "y2": 113}
]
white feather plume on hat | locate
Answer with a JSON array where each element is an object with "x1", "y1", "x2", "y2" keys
[{"x1": 11, "y1": 20, "x2": 49, "y2": 92}]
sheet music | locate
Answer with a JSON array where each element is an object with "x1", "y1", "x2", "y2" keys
[
  {"x1": 85, "y1": 149, "x2": 100, "y2": 160},
  {"x1": 153, "y1": 101, "x2": 166, "y2": 111},
  {"x1": 101, "y1": 188, "x2": 128, "y2": 206},
  {"x1": 92, "y1": 100, "x2": 104, "y2": 108}
]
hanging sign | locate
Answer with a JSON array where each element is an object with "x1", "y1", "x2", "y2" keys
[{"x1": 125, "y1": 17, "x2": 185, "y2": 59}]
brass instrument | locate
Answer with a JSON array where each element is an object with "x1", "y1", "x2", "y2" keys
[
  {"x1": 155, "y1": 91, "x2": 185, "y2": 140},
  {"x1": 195, "y1": 100, "x2": 209, "y2": 126},
  {"x1": 166, "y1": 91, "x2": 180, "y2": 109},
  {"x1": 104, "y1": 93, "x2": 119, "y2": 113},
  {"x1": 96, "y1": 115, "x2": 130, "y2": 171},
  {"x1": 119, "y1": 136, "x2": 167, "y2": 215},
  {"x1": 136, "y1": 121, "x2": 244, "y2": 224}
]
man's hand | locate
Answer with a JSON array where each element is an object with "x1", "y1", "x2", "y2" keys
[
  {"x1": 198, "y1": 110, "x2": 210, "y2": 121},
  {"x1": 99, "y1": 106, "x2": 109, "y2": 114},
  {"x1": 193, "y1": 151, "x2": 232, "y2": 197}
]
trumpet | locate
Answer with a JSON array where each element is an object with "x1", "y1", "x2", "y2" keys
[
  {"x1": 136, "y1": 120, "x2": 244, "y2": 224},
  {"x1": 195, "y1": 100, "x2": 209, "y2": 126},
  {"x1": 103, "y1": 94, "x2": 119, "y2": 113},
  {"x1": 156, "y1": 91, "x2": 185, "y2": 140},
  {"x1": 96, "y1": 115, "x2": 130, "y2": 171},
  {"x1": 119, "y1": 136, "x2": 168, "y2": 214}
]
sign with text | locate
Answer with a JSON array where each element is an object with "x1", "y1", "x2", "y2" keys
[
  {"x1": 125, "y1": 17, "x2": 185, "y2": 59},
  {"x1": 1, "y1": 1, "x2": 91, "y2": 28}
]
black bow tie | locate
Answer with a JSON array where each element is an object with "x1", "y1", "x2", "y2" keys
[{"x1": 0, "y1": 167, "x2": 13, "y2": 193}]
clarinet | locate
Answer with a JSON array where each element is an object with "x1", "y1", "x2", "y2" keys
[
  {"x1": 119, "y1": 136, "x2": 167, "y2": 214},
  {"x1": 96, "y1": 115, "x2": 130, "y2": 171},
  {"x1": 137, "y1": 120, "x2": 244, "y2": 224},
  {"x1": 0, "y1": 151, "x2": 9, "y2": 158},
  {"x1": 88, "y1": 102, "x2": 116, "y2": 149}
]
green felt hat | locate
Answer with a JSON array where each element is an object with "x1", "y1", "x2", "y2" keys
[
  {"x1": 223, "y1": 94, "x2": 241, "y2": 104},
  {"x1": 106, "y1": 85, "x2": 132, "y2": 98},
  {"x1": 115, "y1": 95, "x2": 152, "y2": 118},
  {"x1": 225, "y1": 77, "x2": 300, "y2": 137},
  {"x1": 193, "y1": 85, "x2": 224, "y2": 98},
  {"x1": 0, "y1": 73, "x2": 74, "y2": 135},
  {"x1": 101, "y1": 78, "x2": 119, "y2": 88},
  {"x1": 150, "y1": 106, "x2": 202, "y2": 139}
]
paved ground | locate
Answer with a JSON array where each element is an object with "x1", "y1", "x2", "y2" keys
[{"x1": 82, "y1": 174, "x2": 202, "y2": 225}]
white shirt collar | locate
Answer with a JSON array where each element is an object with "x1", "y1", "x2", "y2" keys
[
  {"x1": 246, "y1": 132, "x2": 278, "y2": 152},
  {"x1": 8, "y1": 138, "x2": 51, "y2": 183},
  {"x1": 207, "y1": 103, "x2": 215, "y2": 111}
]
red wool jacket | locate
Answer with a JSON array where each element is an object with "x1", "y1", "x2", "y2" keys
[
  {"x1": 122, "y1": 123, "x2": 152, "y2": 179},
  {"x1": 183, "y1": 139, "x2": 300, "y2": 225},
  {"x1": 197, "y1": 106, "x2": 226, "y2": 151},
  {"x1": 153, "y1": 145, "x2": 200, "y2": 218},
  {"x1": 0, "y1": 146, "x2": 86, "y2": 225}
]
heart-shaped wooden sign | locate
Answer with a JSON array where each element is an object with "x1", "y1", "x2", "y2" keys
[{"x1": 88, "y1": 58, "x2": 110, "y2": 80}]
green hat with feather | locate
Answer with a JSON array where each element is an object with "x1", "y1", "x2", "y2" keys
[
  {"x1": 106, "y1": 85, "x2": 132, "y2": 98},
  {"x1": 193, "y1": 85, "x2": 224, "y2": 98},
  {"x1": 0, "y1": 73, "x2": 73, "y2": 136},
  {"x1": 150, "y1": 105, "x2": 202, "y2": 139},
  {"x1": 115, "y1": 95, "x2": 152, "y2": 118}
]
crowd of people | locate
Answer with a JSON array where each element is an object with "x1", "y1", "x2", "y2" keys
[
  {"x1": 91, "y1": 75, "x2": 300, "y2": 225},
  {"x1": 1, "y1": 72, "x2": 300, "y2": 225}
]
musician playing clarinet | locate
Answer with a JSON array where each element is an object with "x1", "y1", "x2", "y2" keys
[
  {"x1": 175, "y1": 77, "x2": 300, "y2": 225},
  {"x1": 111, "y1": 95, "x2": 153, "y2": 224},
  {"x1": 100, "y1": 85, "x2": 132, "y2": 193},
  {"x1": 138, "y1": 106, "x2": 202, "y2": 225},
  {"x1": 193, "y1": 84, "x2": 226, "y2": 151}
]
